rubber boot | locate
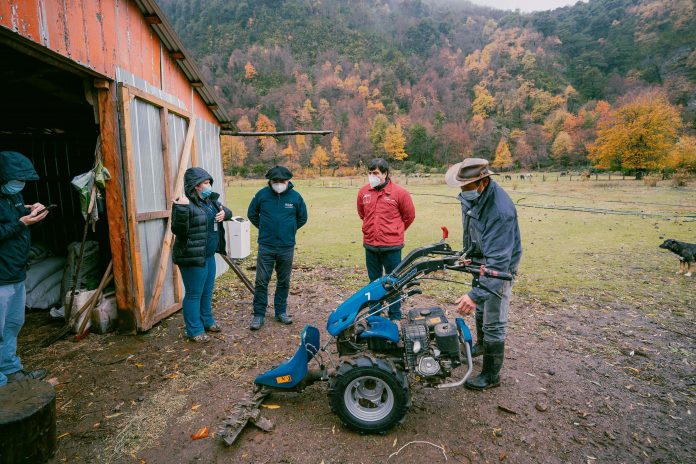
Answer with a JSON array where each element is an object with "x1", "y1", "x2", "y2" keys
[
  {"x1": 471, "y1": 316, "x2": 484, "y2": 358},
  {"x1": 465, "y1": 341, "x2": 504, "y2": 390}
]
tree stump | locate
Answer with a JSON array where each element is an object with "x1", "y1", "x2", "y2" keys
[{"x1": 0, "y1": 379, "x2": 56, "y2": 463}]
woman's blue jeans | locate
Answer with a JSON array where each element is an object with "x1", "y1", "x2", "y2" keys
[
  {"x1": 179, "y1": 256, "x2": 216, "y2": 337},
  {"x1": 0, "y1": 282, "x2": 25, "y2": 386}
]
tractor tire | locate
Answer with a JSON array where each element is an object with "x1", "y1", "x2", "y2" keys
[{"x1": 328, "y1": 355, "x2": 410, "y2": 433}]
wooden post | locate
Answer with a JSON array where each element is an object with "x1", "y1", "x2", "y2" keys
[
  {"x1": 97, "y1": 80, "x2": 137, "y2": 333},
  {"x1": 144, "y1": 119, "x2": 196, "y2": 328}
]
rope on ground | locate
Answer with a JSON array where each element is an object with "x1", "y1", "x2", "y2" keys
[{"x1": 388, "y1": 440, "x2": 448, "y2": 461}]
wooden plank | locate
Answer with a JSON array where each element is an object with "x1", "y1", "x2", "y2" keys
[
  {"x1": 97, "y1": 81, "x2": 136, "y2": 332},
  {"x1": 118, "y1": 84, "x2": 146, "y2": 328},
  {"x1": 221, "y1": 255, "x2": 255, "y2": 295},
  {"x1": 190, "y1": 119, "x2": 198, "y2": 166},
  {"x1": 144, "y1": 118, "x2": 196, "y2": 329},
  {"x1": 152, "y1": 302, "x2": 183, "y2": 326},
  {"x1": 135, "y1": 210, "x2": 170, "y2": 222},
  {"x1": 160, "y1": 108, "x2": 182, "y2": 304},
  {"x1": 121, "y1": 83, "x2": 191, "y2": 119}
]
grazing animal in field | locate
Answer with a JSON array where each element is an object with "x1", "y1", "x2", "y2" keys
[
  {"x1": 504, "y1": 175, "x2": 512, "y2": 181},
  {"x1": 659, "y1": 239, "x2": 696, "y2": 277},
  {"x1": 519, "y1": 173, "x2": 533, "y2": 181}
]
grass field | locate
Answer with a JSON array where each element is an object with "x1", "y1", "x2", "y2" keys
[{"x1": 224, "y1": 174, "x2": 696, "y2": 308}]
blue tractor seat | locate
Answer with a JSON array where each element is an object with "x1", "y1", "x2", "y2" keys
[{"x1": 254, "y1": 325, "x2": 320, "y2": 389}]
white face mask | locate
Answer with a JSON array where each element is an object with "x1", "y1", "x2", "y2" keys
[
  {"x1": 368, "y1": 175, "x2": 382, "y2": 188},
  {"x1": 271, "y1": 182, "x2": 288, "y2": 194}
]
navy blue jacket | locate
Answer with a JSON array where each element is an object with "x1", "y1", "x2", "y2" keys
[
  {"x1": 247, "y1": 182, "x2": 307, "y2": 249},
  {"x1": 459, "y1": 180, "x2": 522, "y2": 304},
  {"x1": 0, "y1": 151, "x2": 40, "y2": 285}
]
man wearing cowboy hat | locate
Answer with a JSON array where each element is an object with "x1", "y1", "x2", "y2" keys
[{"x1": 445, "y1": 157, "x2": 522, "y2": 390}]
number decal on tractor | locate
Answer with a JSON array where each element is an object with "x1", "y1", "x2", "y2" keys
[{"x1": 276, "y1": 375, "x2": 292, "y2": 384}]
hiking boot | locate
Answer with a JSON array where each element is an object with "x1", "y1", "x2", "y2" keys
[
  {"x1": 465, "y1": 341, "x2": 504, "y2": 391},
  {"x1": 274, "y1": 314, "x2": 293, "y2": 325},
  {"x1": 249, "y1": 316, "x2": 265, "y2": 330},
  {"x1": 188, "y1": 334, "x2": 210, "y2": 343},
  {"x1": 205, "y1": 324, "x2": 222, "y2": 333},
  {"x1": 7, "y1": 368, "x2": 48, "y2": 382}
]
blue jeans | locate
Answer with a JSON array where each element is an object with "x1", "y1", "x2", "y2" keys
[
  {"x1": 0, "y1": 282, "x2": 26, "y2": 386},
  {"x1": 365, "y1": 248, "x2": 402, "y2": 320},
  {"x1": 252, "y1": 247, "x2": 294, "y2": 318},
  {"x1": 179, "y1": 256, "x2": 217, "y2": 338}
]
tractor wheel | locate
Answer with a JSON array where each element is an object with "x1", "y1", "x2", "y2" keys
[{"x1": 329, "y1": 355, "x2": 410, "y2": 433}]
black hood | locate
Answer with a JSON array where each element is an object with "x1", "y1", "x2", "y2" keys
[
  {"x1": 0, "y1": 151, "x2": 39, "y2": 183},
  {"x1": 184, "y1": 167, "x2": 214, "y2": 198}
]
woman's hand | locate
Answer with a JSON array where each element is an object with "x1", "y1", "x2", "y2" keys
[
  {"x1": 174, "y1": 195, "x2": 189, "y2": 205},
  {"x1": 215, "y1": 210, "x2": 225, "y2": 222}
]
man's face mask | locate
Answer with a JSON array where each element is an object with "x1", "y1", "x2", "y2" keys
[
  {"x1": 1, "y1": 180, "x2": 25, "y2": 195},
  {"x1": 271, "y1": 182, "x2": 288, "y2": 194},
  {"x1": 368, "y1": 171, "x2": 385, "y2": 188},
  {"x1": 460, "y1": 181, "x2": 483, "y2": 201}
]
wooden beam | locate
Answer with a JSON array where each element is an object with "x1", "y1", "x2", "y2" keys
[
  {"x1": 207, "y1": 104, "x2": 219, "y2": 111},
  {"x1": 93, "y1": 79, "x2": 110, "y2": 90},
  {"x1": 145, "y1": 15, "x2": 162, "y2": 24},
  {"x1": 190, "y1": 81, "x2": 203, "y2": 88},
  {"x1": 123, "y1": 83, "x2": 190, "y2": 119},
  {"x1": 97, "y1": 82, "x2": 137, "y2": 333},
  {"x1": 118, "y1": 84, "x2": 146, "y2": 329},
  {"x1": 221, "y1": 130, "x2": 333, "y2": 137},
  {"x1": 144, "y1": 118, "x2": 196, "y2": 328},
  {"x1": 160, "y1": 108, "x2": 182, "y2": 304},
  {"x1": 135, "y1": 210, "x2": 170, "y2": 222},
  {"x1": 170, "y1": 51, "x2": 185, "y2": 60}
]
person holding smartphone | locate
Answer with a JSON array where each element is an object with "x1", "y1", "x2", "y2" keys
[
  {"x1": 0, "y1": 150, "x2": 50, "y2": 387},
  {"x1": 171, "y1": 167, "x2": 233, "y2": 342}
]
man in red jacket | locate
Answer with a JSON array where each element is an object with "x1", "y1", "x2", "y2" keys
[{"x1": 357, "y1": 158, "x2": 416, "y2": 321}]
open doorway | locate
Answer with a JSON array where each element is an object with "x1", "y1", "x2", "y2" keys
[{"x1": 0, "y1": 43, "x2": 112, "y2": 316}]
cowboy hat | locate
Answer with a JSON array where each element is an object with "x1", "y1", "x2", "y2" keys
[{"x1": 445, "y1": 157, "x2": 496, "y2": 187}]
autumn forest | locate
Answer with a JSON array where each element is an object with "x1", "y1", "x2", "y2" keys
[{"x1": 160, "y1": 0, "x2": 696, "y2": 176}]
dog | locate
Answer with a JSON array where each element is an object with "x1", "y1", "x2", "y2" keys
[{"x1": 659, "y1": 239, "x2": 696, "y2": 277}]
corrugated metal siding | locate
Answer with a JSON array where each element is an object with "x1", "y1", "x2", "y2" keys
[
  {"x1": 195, "y1": 118, "x2": 230, "y2": 276},
  {"x1": 128, "y1": 97, "x2": 175, "y2": 315}
]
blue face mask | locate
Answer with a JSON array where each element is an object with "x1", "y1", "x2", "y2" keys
[
  {"x1": 460, "y1": 185, "x2": 481, "y2": 202},
  {"x1": 199, "y1": 185, "x2": 213, "y2": 200},
  {"x1": 1, "y1": 180, "x2": 25, "y2": 195}
]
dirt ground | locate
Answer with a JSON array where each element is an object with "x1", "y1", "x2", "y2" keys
[{"x1": 18, "y1": 264, "x2": 695, "y2": 464}]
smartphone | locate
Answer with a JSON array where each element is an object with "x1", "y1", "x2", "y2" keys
[{"x1": 34, "y1": 204, "x2": 58, "y2": 215}]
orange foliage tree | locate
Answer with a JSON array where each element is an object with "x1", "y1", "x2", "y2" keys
[
  {"x1": 589, "y1": 91, "x2": 682, "y2": 172},
  {"x1": 383, "y1": 123, "x2": 408, "y2": 161},
  {"x1": 221, "y1": 136, "x2": 248, "y2": 174},
  {"x1": 310, "y1": 145, "x2": 330, "y2": 175},
  {"x1": 330, "y1": 136, "x2": 348, "y2": 172},
  {"x1": 668, "y1": 136, "x2": 696, "y2": 172},
  {"x1": 244, "y1": 62, "x2": 257, "y2": 80}
]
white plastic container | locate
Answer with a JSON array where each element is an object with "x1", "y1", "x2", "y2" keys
[
  {"x1": 91, "y1": 295, "x2": 117, "y2": 334},
  {"x1": 229, "y1": 216, "x2": 251, "y2": 259}
]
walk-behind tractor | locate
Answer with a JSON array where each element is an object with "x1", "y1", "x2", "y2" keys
[{"x1": 253, "y1": 242, "x2": 512, "y2": 433}]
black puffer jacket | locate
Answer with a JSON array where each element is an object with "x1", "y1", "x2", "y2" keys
[
  {"x1": 171, "y1": 167, "x2": 232, "y2": 267},
  {"x1": 0, "y1": 151, "x2": 40, "y2": 284}
]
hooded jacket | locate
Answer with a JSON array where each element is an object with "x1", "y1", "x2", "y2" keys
[
  {"x1": 171, "y1": 167, "x2": 232, "y2": 267},
  {"x1": 247, "y1": 182, "x2": 307, "y2": 249},
  {"x1": 459, "y1": 179, "x2": 522, "y2": 304},
  {"x1": 0, "y1": 151, "x2": 40, "y2": 284}
]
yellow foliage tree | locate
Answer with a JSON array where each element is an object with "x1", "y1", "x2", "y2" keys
[
  {"x1": 221, "y1": 136, "x2": 248, "y2": 173},
  {"x1": 551, "y1": 131, "x2": 573, "y2": 164},
  {"x1": 668, "y1": 135, "x2": 696, "y2": 172},
  {"x1": 492, "y1": 139, "x2": 513, "y2": 170},
  {"x1": 255, "y1": 114, "x2": 277, "y2": 154},
  {"x1": 330, "y1": 136, "x2": 348, "y2": 169},
  {"x1": 383, "y1": 124, "x2": 408, "y2": 161},
  {"x1": 282, "y1": 143, "x2": 299, "y2": 164},
  {"x1": 589, "y1": 91, "x2": 682, "y2": 171},
  {"x1": 310, "y1": 145, "x2": 330, "y2": 175},
  {"x1": 244, "y1": 62, "x2": 257, "y2": 80},
  {"x1": 472, "y1": 84, "x2": 496, "y2": 118}
]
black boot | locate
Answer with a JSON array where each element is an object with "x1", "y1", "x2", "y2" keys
[
  {"x1": 465, "y1": 341, "x2": 504, "y2": 390},
  {"x1": 471, "y1": 316, "x2": 484, "y2": 358}
]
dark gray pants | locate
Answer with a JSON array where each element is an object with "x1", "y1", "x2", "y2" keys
[
  {"x1": 475, "y1": 280, "x2": 512, "y2": 343},
  {"x1": 252, "y1": 247, "x2": 294, "y2": 318}
]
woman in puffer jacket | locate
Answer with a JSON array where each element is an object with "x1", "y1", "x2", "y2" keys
[{"x1": 171, "y1": 167, "x2": 233, "y2": 342}]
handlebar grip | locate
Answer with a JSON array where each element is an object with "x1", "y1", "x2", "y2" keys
[{"x1": 480, "y1": 267, "x2": 513, "y2": 281}]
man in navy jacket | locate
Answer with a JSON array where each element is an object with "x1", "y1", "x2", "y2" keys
[{"x1": 247, "y1": 166, "x2": 307, "y2": 330}]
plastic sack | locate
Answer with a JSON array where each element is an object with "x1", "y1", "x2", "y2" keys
[{"x1": 61, "y1": 241, "x2": 100, "y2": 298}]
